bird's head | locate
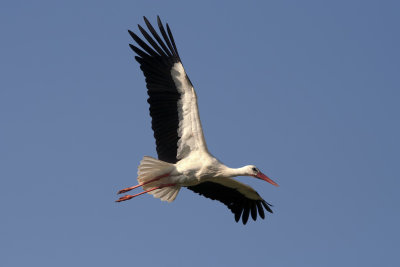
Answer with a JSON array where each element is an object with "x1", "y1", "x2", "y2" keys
[{"x1": 246, "y1": 165, "x2": 279, "y2": 186}]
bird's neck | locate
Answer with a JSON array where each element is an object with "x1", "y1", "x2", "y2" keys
[{"x1": 222, "y1": 166, "x2": 249, "y2": 178}]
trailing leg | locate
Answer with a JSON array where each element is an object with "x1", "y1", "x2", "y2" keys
[
  {"x1": 117, "y1": 173, "x2": 170, "y2": 194},
  {"x1": 116, "y1": 183, "x2": 177, "y2": 202}
]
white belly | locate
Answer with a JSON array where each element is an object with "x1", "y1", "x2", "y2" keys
[{"x1": 174, "y1": 151, "x2": 222, "y2": 186}]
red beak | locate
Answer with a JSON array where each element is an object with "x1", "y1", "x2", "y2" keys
[{"x1": 256, "y1": 172, "x2": 279, "y2": 187}]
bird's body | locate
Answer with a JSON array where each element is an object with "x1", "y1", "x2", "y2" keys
[{"x1": 116, "y1": 16, "x2": 278, "y2": 224}]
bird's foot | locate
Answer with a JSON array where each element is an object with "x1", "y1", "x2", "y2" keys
[
  {"x1": 116, "y1": 195, "x2": 135, "y2": 202},
  {"x1": 117, "y1": 186, "x2": 136, "y2": 194}
]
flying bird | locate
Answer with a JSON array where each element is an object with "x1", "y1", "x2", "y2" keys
[{"x1": 116, "y1": 16, "x2": 279, "y2": 224}]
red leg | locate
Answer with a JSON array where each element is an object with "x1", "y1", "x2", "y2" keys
[
  {"x1": 117, "y1": 173, "x2": 170, "y2": 194},
  {"x1": 115, "y1": 183, "x2": 176, "y2": 202}
]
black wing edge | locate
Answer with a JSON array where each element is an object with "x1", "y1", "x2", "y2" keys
[
  {"x1": 128, "y1": 16, "x2": 181, "y2": 64},
  {"x1": 128, "y1": 16, "x2": 183, "y2": 164},
  {"x1": 187, "y1": 182, "x2": 273, "y2": 225}
]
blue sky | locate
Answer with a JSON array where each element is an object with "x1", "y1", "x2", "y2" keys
[{"x1": 1, "y1": 0, "x2": 399, "y2": 266}]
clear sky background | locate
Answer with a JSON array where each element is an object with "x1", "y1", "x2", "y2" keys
[{"x1": 1, "y1": 0, "x2": 399, "y2": 266}]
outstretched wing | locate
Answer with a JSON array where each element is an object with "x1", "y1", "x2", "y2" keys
[
  {"x1": 187, "y1": 178, "x2": 273, "y2": 224},
  {"x1": 129, "y1": 16, "x2": 209, "y2": 163}
]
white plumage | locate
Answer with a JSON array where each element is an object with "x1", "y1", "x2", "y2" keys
[{"x1": 116, "y1": 16, "x2": 278, "y2": 224}]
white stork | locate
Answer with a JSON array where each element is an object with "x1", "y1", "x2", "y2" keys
[{"x1": 116, "y1": 16, "x2": 279, "y2": 224}]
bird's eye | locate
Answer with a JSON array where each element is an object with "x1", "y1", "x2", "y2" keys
[{"x1": 252, "y1": 167, "x2": 258, "y2": 172}]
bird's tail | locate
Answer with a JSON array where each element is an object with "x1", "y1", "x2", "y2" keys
[{"x1": 137, "y1": 156, "x2": 180, "y2": 202}]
